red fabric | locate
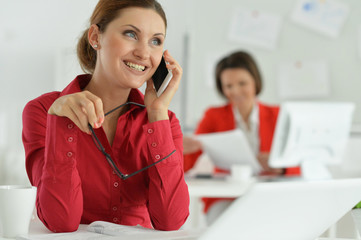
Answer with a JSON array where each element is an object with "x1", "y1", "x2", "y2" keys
[
  {"x1": 22, "y1": 75, "x2": 189, "y2": 232},
  {"x1": 184, "y1": 102, "x2": 300, "y2": 212}
]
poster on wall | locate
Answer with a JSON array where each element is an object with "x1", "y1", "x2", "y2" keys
[
  {"x1": 228, "y1": 8, "x2": 283, "y2": 50},
  {"x1": 291, "y1": 0, "x2": 349, "y2": 38},
  {"x1": 277, "y1": 60, "x2": 330, "y2": 99}
]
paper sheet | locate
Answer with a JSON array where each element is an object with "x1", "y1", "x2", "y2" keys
[
  {"x1": 228, "y1": 8, "x2": 283, "y2": 50},
  {"x1": 195, "y1": 129, "x2": 261, "y2": 173},
  {"x1": 277, "y1": 60, "x2": 330, "y2": 99},
  {"x1": 291, "y1": 0, "x2": 349, "y2": 38},
  {"x1": 87, "y1": 221, "x2": 201, "y2": 239}
]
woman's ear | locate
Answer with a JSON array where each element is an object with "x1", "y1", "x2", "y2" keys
[{"x1": 88, "y1": 24, "x2": 101, "y2": 49}]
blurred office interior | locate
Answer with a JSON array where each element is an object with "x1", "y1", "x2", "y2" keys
[{"x1": 0, "y1": 0, "x2": 361, "y2": 238}]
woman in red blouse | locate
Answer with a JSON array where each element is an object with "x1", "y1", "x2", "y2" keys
[
  {"x1": 183, "y1": 51, "x2": 300, "y2": 223},
  {"x1": 22, "y1": 0, "x2": 189, "y2": 233}
]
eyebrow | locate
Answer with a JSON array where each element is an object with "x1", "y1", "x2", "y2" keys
[{"x1": 123, "y1": 24, "x2": 165, "y2": 37}]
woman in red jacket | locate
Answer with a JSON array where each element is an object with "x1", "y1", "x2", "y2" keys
[
  {"x1": 183, "y1": 51, "x2": 300, "y2": 224},
  {"x1": 22, "y1": 0, "x2": 189, "y2": 233}
]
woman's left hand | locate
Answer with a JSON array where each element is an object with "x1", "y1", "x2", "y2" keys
[
  {"x1": 144, "y1": 50, "x2": 182, "y2": 123},
  {"x1": 257, "y1": 152, "x2": 284, "y2": 175}
]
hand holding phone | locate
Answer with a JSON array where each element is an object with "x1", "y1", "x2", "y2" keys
[{"x1": 152, "y1": 56, "x2": 173, "y2": 97}]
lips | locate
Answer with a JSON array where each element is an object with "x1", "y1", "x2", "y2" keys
[{"x1": 125, "y1": 61, "x2": 146, "y2": 72}]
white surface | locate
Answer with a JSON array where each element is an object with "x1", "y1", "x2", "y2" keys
[
  {"x1": 0, "y1": 186, "x2": 36, "y2": 238},
  {"x1": 359, "y1": 26, "x2": 361, "y2": 60},
  {"x1": 186, "y1": 176, "x2": 254, "y2": 198},
  {"x1": 195, "y1": 129, "x2": 261, "y2": 173},
  {"x1": 199, "y1": 178, "x2": 361, "y2": 240}
]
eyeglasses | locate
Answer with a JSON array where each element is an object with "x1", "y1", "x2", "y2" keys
[{"x1": 88, "y1": 101, "x2": 176, "y2": 180}]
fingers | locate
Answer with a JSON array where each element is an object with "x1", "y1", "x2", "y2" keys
[
  {"x1": 48, "y1": 91, "x2": 104, "y2": 134},
  {"x1": 154, "y1": 50, "x2": 182, "y2": 100},
  {"x1": 163, "y1": 50, "x2": 182, "y2": 89},
  {"x1": 83, "y1": 91, "x2": 104, "y2": 128}
]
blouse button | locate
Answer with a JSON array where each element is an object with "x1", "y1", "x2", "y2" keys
[
  {"x1": 113, "y1": 182, "x2": 119, "y2": 188},
  {"x1": 155, "y1": 154, "x2": 161, "y2": 160},
  {"x1": 151, "y1": 142, "x2": 157, "y2": 148},
  {"x1": 112, "y1": 206, "x2": 117, "y2": 211},
  {"x1": 113, "y1": 217, "x2": 118, "y2": 222},
  {"x1": 147, "y1": 129, "x2": 154, "y2": 134},
  {"x1": 67, "y1": 152, "x2": 73, "y2": 157},
  {"x1": 67, "y1": 137, "x2": 74, "y2": 142},
  {"x1": 67, "y1": 123, "x2": 74, "y2": 129}
]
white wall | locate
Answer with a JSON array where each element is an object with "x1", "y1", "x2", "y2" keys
[
  {"x1": 0, "y1": 0, "x2": 187, "y2": 184},
  {"x1": 184, "y1": 0, "x2": 361, "y2": 130},
  {"x1": 1, "y1": 0, "x2": 360, "y2": 182}
]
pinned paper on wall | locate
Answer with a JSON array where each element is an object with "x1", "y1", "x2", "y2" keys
[
  {"x1": 291, "y1": 0, "x2": 349, "y2": 38},
  {"x1": 228, "y1": 8, "x2": 283, "y2": 50},
  {"x1": 277, "y1": 60, "x2": 330, "y2": 99}
]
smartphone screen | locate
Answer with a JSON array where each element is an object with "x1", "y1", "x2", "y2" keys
[
  {"x1": 152, "y1": 56, "x2": 168, "y2": 91},
  {"x1": 152, "y1": 56, "x2": 172, "y2": 96}
]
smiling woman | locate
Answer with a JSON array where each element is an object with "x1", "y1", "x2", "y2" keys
[{"x1": 22, "y1": 0, "x2": 189, "y2": 233}]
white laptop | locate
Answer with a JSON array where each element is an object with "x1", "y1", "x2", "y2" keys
[{"x1": 198, "y1": 178, "x2": 361, "y2": 240}]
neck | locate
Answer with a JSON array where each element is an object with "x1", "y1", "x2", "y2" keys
[
  {"x1": 235, "y1": 101, "x2": 255, "y2": 123},
  {"x1": 85, "y1": 72, "x2": 131, "y2": 115}
]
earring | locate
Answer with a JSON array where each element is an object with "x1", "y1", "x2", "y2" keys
[{"x1": 93, "y1": 44, "x2": 98, "y2": 49}]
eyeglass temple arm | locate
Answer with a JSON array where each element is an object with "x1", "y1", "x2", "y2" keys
[{"x1": 122, "y1": 149, "x2": 176, "y2": 180}]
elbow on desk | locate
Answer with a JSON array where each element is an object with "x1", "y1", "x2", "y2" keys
[
  {"x1": 152, "y1": 213, "x2": 190, "y2": 231},
  {"x1": 37, "y1": 208, "x2": 81, "y2": 233},
  {"x1": 42, "y1": 218, "x2": 80, "y2": 233}
]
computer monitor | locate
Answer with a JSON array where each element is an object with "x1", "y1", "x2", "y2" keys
[{"x1": 269, "y1": 101, "x2": 355, "y2": 180}]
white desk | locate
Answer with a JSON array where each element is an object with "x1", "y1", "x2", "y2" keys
[
  {"x1": 184, "y1": 176, "x2": 254, "y2": 229},
  {"x1": 186, "y1": 176, "x2": 254, "y2": 197},
  {"x1": 1, "y1": 217, "x2": 201, "y2": 240}
]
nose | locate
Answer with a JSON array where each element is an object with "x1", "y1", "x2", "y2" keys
[
  {"x1": 133, "y1": 41, "x2": 150, "y2": 60},
  {"x1": 230, "y1": 85, "x2": 243, "y2": 96}
]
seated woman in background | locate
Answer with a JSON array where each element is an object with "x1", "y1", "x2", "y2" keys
[
  {"x1": 183, "y1": 51, "x2": 300, "y2": 224},
  {"x1": 22, "y1": 0, "x2": 189, "y2": 233}
]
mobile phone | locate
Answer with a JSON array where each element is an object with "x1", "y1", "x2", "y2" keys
[{"x1": 152, "y1": 56, "x2": 173, "y2": 97}]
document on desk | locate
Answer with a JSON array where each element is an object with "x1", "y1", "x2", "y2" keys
[
  {"x1": 87, "y1": 221, "x2": 201, "y2": 239},
  {"x1": 17, "y1": 221, "x2": 201, "y2": 240},
  {"x1": 195, "y1": 129, "x2": 261, "y2": 173}
]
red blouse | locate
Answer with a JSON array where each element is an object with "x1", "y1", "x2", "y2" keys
[
  {"x1": 22, "y1": 75, "x2": 189, "y2": 232},
  {"x1": 184, "y1": 102, "x2": 300, "y2": 212}
]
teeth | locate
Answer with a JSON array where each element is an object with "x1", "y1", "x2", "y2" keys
[{"x1": 126, "y1": 62, "x2": 145, "y2": 71}]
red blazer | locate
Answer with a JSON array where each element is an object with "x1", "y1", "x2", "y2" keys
[{"x1": 184, "y1": 102, "x2": 300, "y2": 212}]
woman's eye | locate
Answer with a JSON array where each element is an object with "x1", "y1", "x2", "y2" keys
[
  {"x1": 124, "y1": 31, "x2": 136, "y2": 39},
  {"x1": 151, "y1": 38, "x2": 162, "y2": 46}
]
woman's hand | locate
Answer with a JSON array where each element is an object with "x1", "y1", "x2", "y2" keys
[
  {"x1": 183, "y1": 136, "x2": 202, "y2": 154},
  {"x1": 144, "y1": 50, "x2": 182, "y2": 123},
  {"x1": 257, "y1": 152, "x2": 284, "y2": 175},
  {"x1": 48, "y1": 91, "x2": 104, "y2": 134}
]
